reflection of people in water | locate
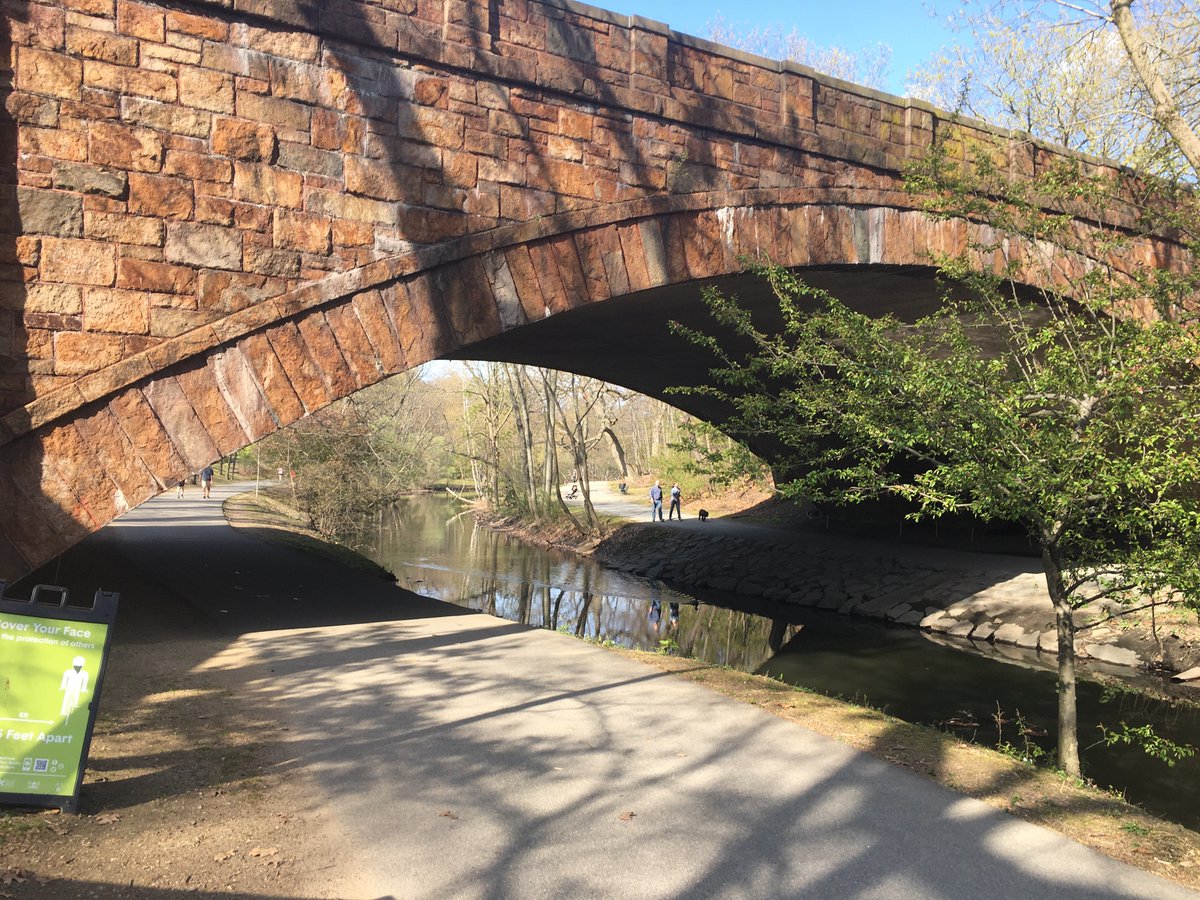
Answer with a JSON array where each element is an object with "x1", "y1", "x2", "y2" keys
[
  {"x1": 668, "y1": 602, "x2": 680, "y2": 632},
  {"x1": 648, "y1": 599, "x2": 662, "y2": 631},
  {"x1": 60, "y1": 656, "x2": 90, "y2": 720}
]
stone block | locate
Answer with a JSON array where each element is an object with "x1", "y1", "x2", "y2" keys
[
  {"x1": 88, "y1": 122, "x2": 163, "y2": 172},
  {"x1": 7, "y1": 92, "x2": 60, "y2": 127},
  {"x1": 117, "y1": 256, "x2": 196, "y2": 296},
  {"x1": 73, "y1": 405, "x2": 160, "y2": 508},
  {"x1": 165, "y1": 223, "x2": 242, "y2": 270},
  {"x1": 238, "y1": 331, "x2": 306, "y2": 425},
  {"x1": 179, "y1": 66, "x2": 234, "y2": 113},
  {"x1": 273, "y1": 209, "x2": 331, "y2": 255},
  {"x1": 52, "y1": 162, "x2": 128, "y2": 198},
  {"x1": 230, "y1": 22, "x2": 320, "y2": 63},
  {"x1": 970, "y1": 622, "x2": 997, "y2": 642},
  {"x1": 16, "y1": 188, "x2": 83, "y2": 237},
  {"x1": 919, "y1": 610, "x2": 949, "y2": 630},
  {"x1": 129, "y1": 173, "x2": 195, "y2": 220},
  {"x1": 235, "y1": 92, "x2": 311, "y2": 132},
  {"x1": 244, "y1": 245, "x2": 300, "y2": 278},
  {"x1": 164, "y1": 150, "x2": 233, "y2": 184},
  {"x1": 266, "y1": 321, "x2": 330, "y2": 413},
  {"x1": 117, "y1": 1, "x2": 165, "y2": 42},
  {"x1": 307, "y1": 189, "x2": 396, "y2": 225},
  {"x1": 1087, "y1": 644, "x2": 1142, "y2": 667},
  {"x1": 297, "y1": 313, "x2": 357, "y2": 399},
  {"x1": 66, "y1": 27, "x2": 139, "y2": 66},
  {"x1": 16, "y1": 47, "x2": 81, "y2": 101},
  {"x1": 25, "y1": 283, "x2": 82, "y2": 316},
  {"x1": 176, "y1": 361, "x2": 248, "y2": 455},
  {"x1": 84, "y1": 212, "x2": 164, "y2": 247},
  {"x1": 1015, "y1": 630, "x2": 1041, "y2": 650},
  {"x1": 233, "y1": 163, "x2": 303, "y2": 209},
  {"x1": 991, "y1": 623, "x2": 1026, "y2": 645},
  {"x1": 168, "y1": 9, "x2": 230, "y2": 41},
  {"x1": 20, "y1": 126, "x2": 88, "y2": 163},
  {"x1": 40, "y1": 237, "x2": 115, "y2": 286},
  {"x1": 142, "y1": 375, "x2": 221, "y2": 471},
  {"x1": 213, "y1": 347, "x2": 278, "y2": 441},
  {"x1": 54, "y1": 330, "x2": 124, "y2": 375},
  {"x1": 83, "y1": 287, "x2": 150, "y2": 334},
  {"x1": 212, "y1": 117, "x2": 277, "y2": 162},
  {"x1": 120, "y1": 97, "x2": 211, "y2": 139},
  {"x1": 325, "y1": 303, "x2": 382, "y2": 388},
  {"x1": 277, "y1": 142, "x2": 343, "y2": 179}
]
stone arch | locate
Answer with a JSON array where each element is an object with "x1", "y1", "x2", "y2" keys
[{"x1": 0, "y1": 190, "x2": 1186, "y2": 578}]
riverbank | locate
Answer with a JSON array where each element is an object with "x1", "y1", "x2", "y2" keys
[{"x1": 217, "y1": 489, "x2": 1200, "y2": 889}]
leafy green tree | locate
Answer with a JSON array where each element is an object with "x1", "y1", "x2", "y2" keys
[
  {"x1": 674, "y1": 148, "x2": 1200, "y2": 777},
  {"x1": 909, "y1": 1, "x2": 1200, "y2": 179}
]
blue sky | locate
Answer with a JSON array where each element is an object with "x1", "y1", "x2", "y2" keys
[{"x1": 592, "y1": 0, "x2": 957, "y2": 96}]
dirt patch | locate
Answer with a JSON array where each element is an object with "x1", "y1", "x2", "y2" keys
[{"x1": 0, "y1": 633, "x2": 351, "y2": 899}]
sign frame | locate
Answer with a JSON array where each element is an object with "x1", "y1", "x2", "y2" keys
[{"x1": 0, "y1": 580, "x2": 118, "y2": 814}]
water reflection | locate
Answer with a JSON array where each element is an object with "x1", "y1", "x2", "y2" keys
[{"x1": 354, "y1": 494, "x2": 1200, "y2": 832}]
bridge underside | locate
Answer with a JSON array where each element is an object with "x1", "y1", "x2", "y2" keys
[{"x1": 448, "y1": 264, "x2": 946, "y2": 442}]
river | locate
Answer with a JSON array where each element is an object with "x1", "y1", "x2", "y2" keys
[{"x1": 351, "y1": 493, "x2": 1200, "y2": 832}]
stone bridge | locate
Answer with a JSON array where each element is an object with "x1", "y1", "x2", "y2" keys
[{"x1": 0, "y1": 0, "x2": 1185, "y2": 579}]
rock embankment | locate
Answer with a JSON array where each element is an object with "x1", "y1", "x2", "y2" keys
[{"x1": 593, "y1": 522, "x2": 1200, "y2": 679}]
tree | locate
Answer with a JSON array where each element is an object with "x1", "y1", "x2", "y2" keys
[
  {"x1": 705, "y1": 15, "x2": 892, "y2": 90},
  {"x1": 908, "y1": 1, "x2": 1200, "y2": 179},
  {"x1": 674, "y1": 144, "x2": 1200, "y2": 776}
]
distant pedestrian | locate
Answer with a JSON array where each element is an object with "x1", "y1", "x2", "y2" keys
[
  {"x1": 649, "y1": 480, "x2": 663, "y2": 521},
  {"x1": 277, "y1": 466, "x2": 284, "y2": 481},
  {"x1": 200, "y1": 465, "x2": 214, "y2": 499},
  {"x1": 668, "y1": 483, "x2": 682, "y2": 520},
  {"x1": 176, "y1": 480, "x2": 185, "y2": 499}
]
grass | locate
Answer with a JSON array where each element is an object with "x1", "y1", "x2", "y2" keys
[{"x1": 222, "y1": 490, "x2": 397, "y2": 582}]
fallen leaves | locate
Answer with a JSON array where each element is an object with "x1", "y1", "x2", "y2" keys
[
  {"x1": 618, "y1": 811, "x2": 636, "y2": 822},
  {"x1": 94, "y1": 813, "x2": 120, "y2": 826}
]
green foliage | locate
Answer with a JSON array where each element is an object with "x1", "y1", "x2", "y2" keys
[
  {"x1": 995, "y1": 708, "x2": 1051, "y2": 767},
  {"x1": 1099, "y1": 722, "x2": 1197, "y2": 768},
  {"x1": 673, "y1": 256, "x2": 1200, "y2": 617},
  {"x1": 663, "y1": 420, "x2": 772, "y2": 493}
]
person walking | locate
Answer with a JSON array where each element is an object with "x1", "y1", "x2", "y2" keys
[
  {"x1": 175, "y1": 479, "x2": 185, "y2": 499},
  {"x1": 200, "y1": 465, "x2": 214, "y2": 499},
  {"x1": 668, "y1": 483, "x2": 682, "y2": 520},
  {"x1": 649, "y1": 480, "x2": 664, "y2": 521}
]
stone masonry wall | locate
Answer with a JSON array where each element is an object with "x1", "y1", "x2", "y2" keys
[
  {"x1": 0, "y1": 0, "x2": 1184, "y2": 579},
  {"x1": 3, "y1": 0, "x2": 1144, "y2": 418}
]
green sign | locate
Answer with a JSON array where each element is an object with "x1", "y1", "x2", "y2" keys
[{"x1": 0, "y1": 610, "x2": 110, "y2": 799}]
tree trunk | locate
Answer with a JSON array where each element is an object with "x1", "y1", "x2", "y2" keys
[
  {"x1": 603, "y1": 426, "x2": 629, "y2": 478},
  {"x1": 1042, "y1": 538, "x2": 1081, "y2": 778},
  {"x1": 1110, "y1": 0, "x2": 1200, "y2": 178}
]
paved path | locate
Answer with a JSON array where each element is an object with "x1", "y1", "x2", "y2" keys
[{"x1": 26, "y1": 482, "x2": 1198, "y2": 898}]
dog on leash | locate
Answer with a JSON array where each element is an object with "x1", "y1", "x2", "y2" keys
[{"x1": 698, "y1": 509, "x2": 709, "y2": 521}]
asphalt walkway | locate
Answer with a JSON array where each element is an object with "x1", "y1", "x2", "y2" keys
[{"x1": 20, "y1": 481, "x2": 1197, "y2": 898}]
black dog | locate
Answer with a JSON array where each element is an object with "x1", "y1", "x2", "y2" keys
[{"x1": 698, "y1": 509, "x2": 709, "y2": 521}]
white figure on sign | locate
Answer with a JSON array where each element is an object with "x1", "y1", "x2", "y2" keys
[{"x1": 59, "y1": 656, "x2": 90, "y2": 721}]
